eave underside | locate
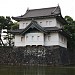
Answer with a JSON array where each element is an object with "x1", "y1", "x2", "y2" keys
[{"x1": 8, "y1": 27, "x2": 70, "y2": 38}]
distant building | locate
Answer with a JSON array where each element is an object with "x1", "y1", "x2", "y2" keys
[{"x1": 11, "y1": 5, "x2": 68, "y2": 48}]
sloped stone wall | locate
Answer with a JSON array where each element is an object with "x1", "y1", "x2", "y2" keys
[{"x1": 0, "y1": 46, "x2": 69, "y2": 66}]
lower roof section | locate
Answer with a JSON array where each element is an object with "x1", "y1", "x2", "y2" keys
[
  {"x1": 7, "y1": 27, "x2": 70, "y2": 38},
  {"x1": 7, "y1": 20, "x2": 69, "y2": 38}
]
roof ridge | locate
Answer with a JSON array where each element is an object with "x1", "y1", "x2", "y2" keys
[{"x1": 28, "y1": 6, "x2": 57, "y2": 11}]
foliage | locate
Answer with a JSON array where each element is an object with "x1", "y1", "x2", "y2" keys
[
  {"x1": 11, "y1": 22, "x2": 19, "y2": 30},
  {"x1": 0, "y1": 16, "x2": 19, "y2": 30},
  {"x1": 0, "y1": 16, "x2": 13, "y2": 30},
  {"x1": 0, "y1": 16, "x2": 19, "y2": 46},
  {"x1": 64, "y1": 16, "x2": 75, "y2": 50}
]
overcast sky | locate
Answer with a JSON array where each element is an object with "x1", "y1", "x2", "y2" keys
[{"x1": 0, "y1": 0, "x2": 75, "y2": 20}]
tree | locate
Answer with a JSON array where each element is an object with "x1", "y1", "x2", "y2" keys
[
  {"x1": 11, "y1": 22, "x2": 19, "y2": 30},
  {"x1": 0, "y1": 16, "x2": 19, "y2": 46},
  {"x1": 0, "y1": 16, "x2": 7, "y2": 46},
  {"x1": 64, "y1": 16, "x2": 75, "y2": 50},
  {"x1": 4, "y1": 22, "x2": 19, "y2": 46},
  {"x1": 0, "y1": 16, "x2": 13, "y2": 30},
  {"x1": 64, "y1": 16, "x2": 75, "y2": 64},
  {"x1": 0, "y1": 16, "x2": 13, "y2": 29}
]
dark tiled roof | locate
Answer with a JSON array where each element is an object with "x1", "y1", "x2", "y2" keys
[
  {"x1": 22, "y1": 6, "x2": 61, "y2": 18},
  {"x1": 8, "y1": 21, "x2": 61, "y2": 34},
  {"x1": 8, "y1": 20, "x2": 47, "y2": 35},
  {"x1": 8, "y1": 27, "x2": 59, "y2": 33},
  {"x1": 12, "y1": 6, "x2": 61, "y2": 20},
  {"x1": 8, "y1": 21, "x2": 60, "y2": 35},
  {"x1": 44, "y1": 27, "x2": 59, "y2": 31},
  {"x1": 8, "y1": 20, "x2": 69, "y2": 37},
  {"x1": 8, "y1": 28, "x2": 70, "y2": 38},
  {"x1": 8, "y1": 21, "x2": 60, "y2": 34},
  {"x1": 8, "y1": 27, "x2": 70, "y2": 37},
  {"x1": 7, "y1": 29, "x2": 23, "y2": 34},
  {"x1": 12, "y1": 5, "x2": 68, "y2": 24}
]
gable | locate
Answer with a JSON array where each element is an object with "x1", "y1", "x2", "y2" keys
[{"x1": 20, "y1": 20, "x2": 47, "y2": 35}]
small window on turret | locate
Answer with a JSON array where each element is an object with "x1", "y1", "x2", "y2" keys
[
  {"x1": 37, "y1": 36, "x2": 40, "y2": 40},
  {"x1": 26, "y1": 36, "x2": 28, "y2": 40},
  {"x1": 26, "y1": 23, "x2": 28, "y2": 24},
  {"x1": 23, "y1": 23, "x2": 25, "y2": 27},
  {"x1": 49, "y1": 21, "x2": 52, "y2": 25},
  {"x1": 26, "y1": 23, "x2": 28, "y2": 26},
  {"x1": 40, "y1": 22, "x2": 42, "y2": 25},
  {"x1": 48, "y1": 36, "x2": 50, "y2": 41},
  {"x1": 23, "y1": 23, "x2": 25, "y2": 24},
  {"x1": 32, "y1": 36, "x2": 34, "y2": 40},
  {"x1": 46, "y1": 21, "x2": 48, "y2": 25},
  {"x1": 21, "y1": 37, "x2": 23, "y2": 41}
]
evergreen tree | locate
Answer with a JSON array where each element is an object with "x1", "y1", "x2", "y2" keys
[
  {"x1": 64, "y1": 16, "x2": 75, "y2": 50},
  {"x1": 0, "y1": 16, "x2": 19, "y2": 46}
]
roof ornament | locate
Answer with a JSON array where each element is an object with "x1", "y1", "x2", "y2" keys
[
  {"x1": 58, "y1": 4, "x2": 59, "y2": 7},
  {"x1": 26, "y1": 7, "x2": 29, "y2": 13},
  {"x1": 51, "y1": 4, "x2": 61, "y2": 15},
  {"x1": 51, "y1": 6, "x2": 57, "y2": 14},
  {"x1": 57, "y1": 4, "x2": 61, "y2": 13}
]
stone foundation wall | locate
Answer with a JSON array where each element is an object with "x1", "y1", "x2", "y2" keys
[{"x1": 0, "y1": 46, "x2": 69, "y2": 66}]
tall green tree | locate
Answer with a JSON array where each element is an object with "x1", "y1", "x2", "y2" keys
[
  {"x1": 0, "y1": 16, "x2": 8, "y2": 46},
  {"x1": 64, "y1": 16, "x2": 75, "y2": 64},
  {"x1": 64, "y1": 16, "x2": 75, "y2": 50}
]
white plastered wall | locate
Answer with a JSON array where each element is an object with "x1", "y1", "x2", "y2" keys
[
  {"x1": 44, "y1": 32, "x2": 67, "y2": 48},
  {"x1": 19, "y1": 18, "x2": 59, "y2": 29},
  {"x1": 58, "y1": 34, "x2": 67, "y2": 48},
  {"x1": 14, "y1": 33, "x2": 44, "y2": 46},
  {"x1": 35, "y1": 18, "x2": 56, "y2": 27},
  {"x1": 44, "y1": 33, "x2": 59, "y2": 46},
  {"x1": 15, "y1": 35, "x2": 25, "y2": 46},
  {"x1": 25, "y1": 33, "x2": 44, "y2": 46},
  {"x1": 19, "y1": 21, "x2": 31, "y2": 29},
  {"x1": 14, "y1": 32, "x2": 67, "y2": 48}
]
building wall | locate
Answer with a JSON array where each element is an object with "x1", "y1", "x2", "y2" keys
[
  {"x1": 15, "y1": 33, "x2": 59, "y2": 47},
  {"x1": 15, "y1": 33, "x2": 44, "y2": 46},
  {"x1": 15, "y1": 35, "x2": 25, "y2": 46},
  {"x1": 45, "y1": 33, "x2": 59, "y2": 46},
  {"x1": 56, "y1": 21, "x2": 64, "y2": 28},
  {"x1": 35, "y1": 18, "x2": 56, "y2": 27},
  {"x1": 45, "y1": 33, "x2": 67, "y2": 48},
  {"x1": 16, "y1": 18, "x2": 66, "y2": 47},
  {"x1": 19, "y1": 18, "x2": 63, "y2": 29},
  {"x1": 14, "y1": 32, "x2": 67, "y2": 48},
  {"x1": 25, "y1": 33, "x2": 44, "y2": 46},
  {"x1": 59, "y1": 34, "x2": 67, "y2": 48},
  {"x1": 19, "y1": 21, "x2": 31, "y2": 29}
]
